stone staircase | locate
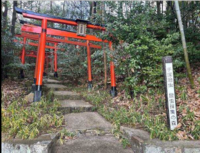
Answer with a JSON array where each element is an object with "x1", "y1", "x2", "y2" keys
[{"x1": 44, "y1": 79, "x2": 133, "y2": 153}]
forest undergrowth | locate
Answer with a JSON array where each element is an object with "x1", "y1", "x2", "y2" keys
[{"x1": 73, "y1": 64, "x2": 200, "y2": 141}]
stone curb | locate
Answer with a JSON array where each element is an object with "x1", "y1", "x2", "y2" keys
[
  {"x1": 120, "y1": 126, "x2": 200, "y2": 153},
  {"x1": 2, "y1": 132, "x2": 60, "y2": 153}
]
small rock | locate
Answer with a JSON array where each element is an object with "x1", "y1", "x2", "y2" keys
[{"x1": 24, "y1": 93, "x2": 34, "y2": 102}]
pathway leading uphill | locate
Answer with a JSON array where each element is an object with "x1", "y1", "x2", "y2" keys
[{"x1": 44, "y1": 79, "x2": 133, "y2": 153}]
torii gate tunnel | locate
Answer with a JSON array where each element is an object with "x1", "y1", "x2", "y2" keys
[
  {"x1": 14, "y1": 36, "x2": 59, "y2": 78},
  {"x1": 15, "y1": 31, "x2": 102, "y2": 79},
  {"x1": 15, "y1": 7, "x2": 117, "y2": 102}
]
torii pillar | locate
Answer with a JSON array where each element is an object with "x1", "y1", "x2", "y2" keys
[
  {"x1": 33, "y1": 19, "x2": 47, "y2": 102},
  {"x1": 109, "y1": 42, "x2": 117, "y2": 97},
  {"x1": 20, "y1": 37, "x2": 26, "y2": 79},
  {"x1": 54, "y1": 43, "x2": 58, "y2": 78},
  {"x1": 87, "y1": 40, "x2": 92, "y2": 90}
]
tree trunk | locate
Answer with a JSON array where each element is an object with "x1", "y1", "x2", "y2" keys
[
  {"x1": 119, "y1": 1, "x2": 123, "y2": 17},
  {"x1": 50, "y1": 1, "x2": 54, "y2": 28},
  {"x1": 1, "y1": 1, "x2": 2, "y2": 20},
  {"x1": 62, "y1": 1, "x2": 65, "y2": 28},
  {"x1": 2, "y1": 1, "x2": 8, "y2": 30},
  {"x1": 80, "y1": 1, "x2": 83, "y2": 19},
  {"x1": 90, "y1": 2, "x2": 96, "y2": 33},
  {"x1": 90, "y1": 1, "x2": 96, "y2": 22},
  {"x1": 101, "y1": 2, "x2": 107, "y2": 89},
  {"x1": 93, "y1": 2, "x2": 97, "y2": 14},
  {"x1": 157, "y1": 1, "x2": 161, "y2": 15},
  {"x1": 174, "y1": 1, "x2": 194, "y2": 88},
  {"x1": 11, "y1": 1, "x2": 18, "y2": 36},
  {"x1": 38, "y1": 2, "x2": 41, "y2": 13},
  {"x1": 89, "y1": 1, "x2": 93, "y2": 18}
]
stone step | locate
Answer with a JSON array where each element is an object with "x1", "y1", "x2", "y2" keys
[
  {"x1": 54, "y1": 91, "x2": 81, "y2": 100},
  {"x1": 44, "y1": 84, "x2": 67, "y2": 91},
  {"x1": 64, "y1": 112, "x2": 112, "y2": 133},
  {"x1": 2, "y1": 132, "x2": 60, "y2": 153},
  {"x1": 44, "y1": 79, "x2": 62, "y2": 84},
  {"x1": 58, "y1": 100, "x2": 95, "y2": 114},
  {"x1": 53, "y1": 135, "x2": 133, "y2": 153}
]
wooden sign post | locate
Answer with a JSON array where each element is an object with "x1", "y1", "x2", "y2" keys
[{"x1": 162, "y1": 56, "x2": 178, "y2": 130}]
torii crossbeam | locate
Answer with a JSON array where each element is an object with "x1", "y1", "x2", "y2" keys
[{"x1": 15, "y1": 32, "x2": 102, "y2": 79}]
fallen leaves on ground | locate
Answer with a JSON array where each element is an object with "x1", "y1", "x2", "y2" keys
[
  {"x1": 1, "y1": 79, "x2": 31, "y2": 107},
  {"x1": 110, "y1": 64, "x2": 200, "y2": 140}
]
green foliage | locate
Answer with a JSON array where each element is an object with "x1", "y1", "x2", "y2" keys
[
  {"x1": 91, "y1": 49, "x2": 110, "y2": 75},
  {"x1": 197, "y1": 77, "x2": 200, "y2": 84},
  {"x1": 2, "y1": 96, "x2": 64, "y2": 140},
  {"x1": 98, "y1": 2, "x2": 199, "y2": 96},
  {"x1": 1, "y1": 29, "x2": 35, "y2": 79},
  {"x1": 121, "y1": 138, "x2": 131, "y2": 149},
  {"x1": 59, "y1": 128, "x2": 76, "y2": 145},
  {"x1": 56, "y1": 44, "x2": 87, "y2": 84},
  {"x1": 75, "y1": 87, "x2": 200, "y2": 141},
  {"x1": 113, "y1": 29, "x2": 180, "y2": 95}
]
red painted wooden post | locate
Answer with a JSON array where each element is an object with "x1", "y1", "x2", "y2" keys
[
  {"x1": 54, "y1": 43, "x2": 58, "y2": 77},
  {"x1": 33, "y1": 36, "x2": 41, "y2": 84},
  {"x1": 32, "y1": 36, "x2": 40, "y2": 92},
  {"x1": 33, "y1": 19, "x2": 47, "y2": 102},
  {"x1": 109, "y1": 41, "x2": 117, "y2": 97},
  {"x1": 87, "y1": 40, "x2": 92, "y2": 90},
  {"x1": 20, "y1": 37, "x2": 26, "y2": 78},
  {"x1": 21, "y1": 37, "x2": 26, "y2": 64}
]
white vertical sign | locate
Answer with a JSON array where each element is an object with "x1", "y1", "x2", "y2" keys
[{"x1": 165, "y1": 63, "x2": 178, "y2": 130}]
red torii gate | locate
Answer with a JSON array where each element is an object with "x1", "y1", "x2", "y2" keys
[
  {"x1": 20, "y1": 24, "x2": 109, "y2": 91},
  {"x1": 16, "y1": 31, "x2": 103, "y2": 80},
  {"x1": 14, "y1": 37, "x2": 56, "y2": 78},
  {"x1": 15, "y1": 7, "x2": 117, "y2": 102},
  {"x1": 15, "y1": 34, "x2": 60, "y2": 78},
  {"x1": 23, "y1": 50, "x2": 52, "y2": 77}
]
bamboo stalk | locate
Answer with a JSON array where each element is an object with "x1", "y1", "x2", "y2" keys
[{"x1": 174, "y1": 1, "x2": 194, "y2": 88}]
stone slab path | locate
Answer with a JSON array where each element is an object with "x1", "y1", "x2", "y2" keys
[
  {"x1": 64, "y1": 112, "x2": 112, "y2": 132},
  {"x1": 44, "y1": 84, "x2": 68, "y2": 90},
  {"x1": 44, "y1": 79, "x2": 134, "y2": 153},
  {"x1": 44, "y1": 78, "x2": 62, "y2": 84},
  {"x1": 54, "y1": 91, "x2": 82, "y2": 100},
  {"x1": 58, "y1": 100, "x2": 93, "y2": 114}
]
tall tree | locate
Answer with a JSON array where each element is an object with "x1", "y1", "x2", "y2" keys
[
  {"x1": 89, "y1": 1, "x2": 93, "y2": 18},
  {"x1": 11, "y1": 1, "x2": 18, "y2": 36},
  {"x1": 90, "y1": 1, "x2": 96, "y2": 22},
  {"x1": 175, "y1": 1, "x2": 194, "y2": 88},
  {"x1": 2, "y1": 1, "x2": 8, "y2": 30},
  {"x1": 156, "y1": 1, "x2": 161, "y2": 15},
  {"x1": 37, "y1": 1, "x2": 41, "y2": 13},
  {"x1": 101, "y1": 2, "x2": 107, "y2": 89},
  {"x1": 1, "y1": 1, "x2": 2, "y2": 20},
  {"x1": 62, "y1": 1, "x2": 65, "y2": 28},
  {"x1": 50, "y1": 1, "x2": 54, "y2": 28},
  {"x1": 93, "y1": 2, "x2": 97, "y2": 14}
]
